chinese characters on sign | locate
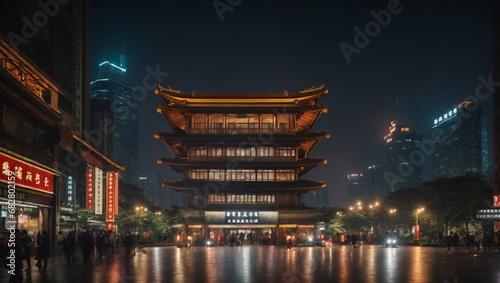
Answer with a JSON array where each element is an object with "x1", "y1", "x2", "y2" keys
[
  {"x1": 225, "y1": 211, "x2": 259, "y2": 224},
  {"x1": 86, "y1": 166, "x2": 94, "y2": 211},
  {"x1": 94, "y1": 167, "x2": 103, "y2": 215},
  {"x1": 106, "y1": 171, "x2": 117, "y2": 222},
  {"x1": 67, "y1": 176, "x2": 74, "y2": 208},
  {"x1": 0, "y1": 152, "x2": 53, "y2": 193}
]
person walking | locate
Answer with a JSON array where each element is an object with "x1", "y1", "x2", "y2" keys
[
  {"x1": 35, "y1": 231, "x2": 50, "y2": 271},
  {"x1": 494, "y1": 230, "x2": 500, "y2": 252},
  {"x1": 474, "y1": 232, "x2": 482, "y2": 251},
  {"x1": 446, "y1": 231, "x2": 453, "y2": 253},
  {"x1": 453, "y1": 232, "x2": 459, "y2": 251},
  {"x1": 20, "y1": 230, "x2": 33, "y2": 272},
  {"x1": 63, "y1": 231, "x2": 77, "y2": 265},
  {"x1": 57, "y1": 231, "x2": 64, "y2": 250},
  {"x1": 123, "y1": 232, "x2": 133, "y2": 256},
  {"x1": 96, "y1": 232, "x2": 105, "y2": 257},
  {"x1": 80, "y1": 229, "x2": 94, "y2": 265},
  {"x1": 351, "y1": 233, "x2": 358, "y2": 248}
]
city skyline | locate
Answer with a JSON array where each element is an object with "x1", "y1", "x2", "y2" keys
[{"x1": 90, "y1": 0, "x2": 493, "y2": 208}]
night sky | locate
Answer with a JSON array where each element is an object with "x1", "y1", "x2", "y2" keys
[{"x1": 90, "y1": 0, "x2": 493, "y2": 208}]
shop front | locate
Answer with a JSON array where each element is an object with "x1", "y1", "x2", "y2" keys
[{"x1": 0, "y1": 151, "x2": 58, "y2": 240}]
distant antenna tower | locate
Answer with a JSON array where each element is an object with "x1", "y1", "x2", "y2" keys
[
  {"x1": 396, "y1": 98, "x2": 399, "y2": 122},
  {"x1": 120, "y1": 41, "x2": 126, "y2": 70}
]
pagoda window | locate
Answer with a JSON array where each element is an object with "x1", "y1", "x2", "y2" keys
[
  {"x1": 236, "y1": 169, "x2": 256, "y2": 181},
  {"x1": 226, "y1": 147, "x2": 236, "y2": 157},
  {"x1": 192, "y1": 114, "x2": 207, "y2": 130},
  {"x1": 227, "y1": 194, "x2": 236, "y2": 203},
  {"x1": 276, "y1": 169, "x2": 295, "y2": 181},
  {"x1": 276, "y1": 147, "x2": 296, "y2": 157},
  {"x1": 257, "y1": 147, "x2": 275, "y2": 157},
  {"x1": 208, "y1": 194, "x2": 226, "y2": 204},
  {"x1": 190, "y1": 147, "x2": 207, "y2": 157},
  {"x1": 236, "y1": 147, "x2": 255, "y2": 157},
  {"x1": 211, "y1": 114, "x2": 224, "y2": 130},
  {"x1": 277, "y1": 114, "x2": 290, "y2": 128},
  {"x1": 190, "y1": 169, "x2": 208, "y2": 180},
  {"x1": 226, "y1": 170, "x2": 237, "y2": 181},
  {"x1": 261, "y1": 114, "x2": 274, "y2": 124},
  {"x1": 209, "y1": 169, "x2": 225, "y2": 181},
  {"x1": 257, "y1": 170, "x2": 275, "y2": 181},
  {"x1": 207, "y1": 147, "x2": 223, "y2": 157}
]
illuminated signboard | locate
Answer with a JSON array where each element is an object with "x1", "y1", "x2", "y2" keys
[
  {"x1": 67, "y1": 176, "x2": 74, "y2": 208},
  {"x1": 106, "y1": 171, "x2": 117, "y2": 222},
  {"x1": 225, "y1": 211, "x2": 260, "y2": 224},
  {"x1": 86, "y1": 166, "x2": 94, "y2": 211},
  {"x1": 0, "y1": 152, "x2": 54, "y2": 193},
  {"x1": 94, "y1": 167, "x2": 103, "y2": 215},
  {"x1": 205, "y1": 211, "x2": 278, "y2": 224},
  {"x1": 494, "y1": 195, "x2": 500, "y2": 208}
]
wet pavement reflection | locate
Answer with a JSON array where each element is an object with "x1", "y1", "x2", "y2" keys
[{"x1": 3, "y1": 245, "x2": 500, "y2": 282}]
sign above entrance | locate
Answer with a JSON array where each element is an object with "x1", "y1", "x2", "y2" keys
[
  {"x1": 0, "y1": 152, "x2": 54, "y2": 193},
  {"x1": 205, "y1": 211, "x2": 278, "y2": 224}
]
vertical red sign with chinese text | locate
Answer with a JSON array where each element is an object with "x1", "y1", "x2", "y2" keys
[
  {"x1": 106, "y1": 171, "x2": 117, "y2": 222},
  {"x1": 86, "y1": 166, "x2": 94, "y2": 211}
]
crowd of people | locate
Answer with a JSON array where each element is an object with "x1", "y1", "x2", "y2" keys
[{"x1": 0, "y1": 228, "x2": 144, "y2": 281}]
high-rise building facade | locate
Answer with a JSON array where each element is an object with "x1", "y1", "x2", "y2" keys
[
  {"x1": 90, "y1": 59, "x2": 139, "y2": 185},
  {"x1": 383, "y1": 121, "x2": 423, "y2": 191},
  {"x1": 346, "y1": 173, "x2": 364, "y2": 206},
  {"x1": 155, "y1": 85, "x2": 331, "y2": 244},
  {"x1": 431, "y1": 100, "x2": 489, "y2": 178},
  {"x1": 366, "y1": 165, "x2": 385, "y2": 199}
]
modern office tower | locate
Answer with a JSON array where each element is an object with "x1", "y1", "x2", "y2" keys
[
  {"x1": 383, "y1": 121, "x2": 423, "y2": 191},
  {"x1": 155, "y1": 85, "x2": 330, "y2": 244},
  {"x1": 431, "y1": 100, "x2": 489, "y2": 178},
  {"x1": 0, "y1": 1, "x2": 123, "y2": 237},
  {"x1": 366, "y1": 165, "x2": 385, "y2": 199},
  {"x1": 90, "y1": 58, "x2": 139, "y2": 185},
  {"x1": 346, "y1": 174, "x2": 364, "y2": 206}
]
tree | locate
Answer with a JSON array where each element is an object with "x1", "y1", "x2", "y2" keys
[
  {"x1": 422, "y1": 172, "x2": 492, "y2": 238},
  {"x1": 73, "y1": 205, "x2": 97, "y2": 230}
]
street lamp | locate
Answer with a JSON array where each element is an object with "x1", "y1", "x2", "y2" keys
[
  {"x1": 389, "y1": 209, "x2": 397, "y2": 231},
  {"x1": 415, "y1": 208, "x2": 424, "y2": 240},
  {"x1": 369, "y1": 202, "x2": 379, "y2": 216}
]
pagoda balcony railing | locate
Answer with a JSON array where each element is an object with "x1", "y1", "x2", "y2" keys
[
  {"x1": 187, "y1": 128, "x2": 295, "y2": 135},
  {"x1": 188, "y1": 156, "x2": 296, "y2": 162}
]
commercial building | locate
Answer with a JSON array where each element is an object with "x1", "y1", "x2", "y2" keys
[
  {"x1": 383, "y1": 121, "x2": 423, "y2": 191},
  {"x1": 346, "y1": 173, "x2": 364, "y2": 206},
  {"x1": 431, "y1": 100, "x2": 489, "y2": 178},
  {"x1": 155, "y1": 85, "x2": 332, "y2": 244},
  {"x1": 90, "y1": 58, "x2": 139, "y2": 186}
]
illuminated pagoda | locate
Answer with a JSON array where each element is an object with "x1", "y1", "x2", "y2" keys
[{"x1": 155, "y1": 85, "x2": 330, "y2": 245}]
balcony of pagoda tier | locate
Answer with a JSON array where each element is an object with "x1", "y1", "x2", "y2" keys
[
  {"x1": 187, "y1": 127, "x2": 295, "y2": 135},
  {"x1": 157, "y1": 157, "x2": 326, "y2": 176},
  {"x1": 162, "y1": 179, "x2": 325, "y2": 193},
  {"x1": 154, "y1": 131, "x2": 329, "y2": 158}
]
